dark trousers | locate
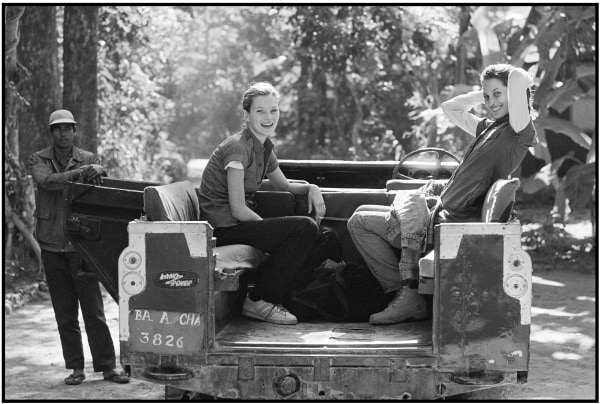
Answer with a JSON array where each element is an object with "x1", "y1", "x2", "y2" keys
[
  {"x1": 41, "y1": 250, "x2": 116, "y2": 372},
  {"x1": 214, "y1": 216, "x2": 323, "y2": 304}
]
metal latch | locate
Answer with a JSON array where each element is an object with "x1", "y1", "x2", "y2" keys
[{"x1": 390, "y1": 358, "x2": 407, "y2": 382}]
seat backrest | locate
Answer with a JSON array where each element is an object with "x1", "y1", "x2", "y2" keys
[
  {"x1": 143, "y1": 181, "x2": 265, "y2": 279},
  {"x1": 481, "y1": 178, "x2": 520, "y2": 223},
  {"x1": 143, "y1": 181, "x2": 200, "y2": 221}
]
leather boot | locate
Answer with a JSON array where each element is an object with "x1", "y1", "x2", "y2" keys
[{"x1": 369, "y1": 285, "x2": 428, "y2": 325}]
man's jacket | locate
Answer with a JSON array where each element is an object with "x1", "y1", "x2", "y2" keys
[{"x1": 29, "y1": 146, "x2": 101, "y2": 252}]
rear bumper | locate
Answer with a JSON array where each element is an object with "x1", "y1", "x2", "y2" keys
[{"x1": 125, "y1": 353, "x2": 517, "y2": 400}]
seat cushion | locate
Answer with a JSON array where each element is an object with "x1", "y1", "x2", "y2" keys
[
  {"x1": 481, "y1": 178, "x2": 520, "y2": 223},
  {"x1": 144, "y1": 181, "x2": 200, "y2": 221},
  {"x1": 418, "y1": 250, "x2": 435, "y2": 279},
  {"x1": 215, "y1": 244, "x2": 265, "y2": 273}
]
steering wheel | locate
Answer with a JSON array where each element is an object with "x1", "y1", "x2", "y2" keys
[{"x1": 392, "y1": 147, "x2": 461, "y2": 180}]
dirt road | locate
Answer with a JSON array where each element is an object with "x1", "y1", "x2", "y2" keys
[
  {"x1": 3, "y1": 293, "x2": 164, "y2": 401},
  {"x1": 3, "y1": 214, "x2": 596, "y2": 400}
]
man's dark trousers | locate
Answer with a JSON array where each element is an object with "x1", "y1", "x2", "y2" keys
[{"x1": 41, "y1": 250, "x2": 116, "y2": 372}]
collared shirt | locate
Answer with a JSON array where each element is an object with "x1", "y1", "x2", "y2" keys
[
  {"x1": 29, "y1": 145, "x2": 102, "y2": 252},
  {"x1": 439, "y1": 118, "x2": 537, "y2": 221},
  {"x1": 198, "y1": 128, "x2": 279, "y2": 228}
]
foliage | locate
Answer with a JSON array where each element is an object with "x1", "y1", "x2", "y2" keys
[
  {"x1": 164, "y1": 6, "x2": 287, "y2": 161},
  {"x1": 11, "y1": 5, "x2": 595, "y2": 180},
  {"x1": 279, "y1": 6, "x2": 467, "y2": 160},
  {"x1": 97, "y1": 6, "x2": 183, "y2": 183},
  {"x1": 524, "y1": 6, "x2": 595, "y2": 163},
  {"x1": 562, "y1": 163, "x2": 596, "y2": 209},
  {"x1": 398, "y1": 7, "x2": 472, "y2": 156},
  {"x1": 513, "y1": 6, "x2": 596, "y2": 209}
]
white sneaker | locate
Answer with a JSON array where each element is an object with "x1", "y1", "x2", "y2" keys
[{"x1": 242, "y1": 295, "x2": 298, "y2": 325}]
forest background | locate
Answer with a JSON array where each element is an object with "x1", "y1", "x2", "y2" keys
[{"x1": 3, "y1": 5, "x2": 597, "y2": 283}]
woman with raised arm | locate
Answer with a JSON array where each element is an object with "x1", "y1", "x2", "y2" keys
[
  {"x1": 348, "y1": 64, "x2": 538, "y2": 325},
  {"x1": 198, "y1": 82, "x2": 329, "y2": 325}
]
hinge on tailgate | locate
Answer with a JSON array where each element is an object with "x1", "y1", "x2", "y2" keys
[
  {"x1": 390, "y1": 358, "x2": 408, "y2": 383},
  {"x1": 238, "y1": 357, "x2": 255, "y2": 381},
  {"x1": 314, "y1": 357, "x2": 330, "y2": 381}
]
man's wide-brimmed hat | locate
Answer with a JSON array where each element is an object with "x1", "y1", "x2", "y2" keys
[{"x1": 48, "y1": 109, "x2": 77, "y2": 126}]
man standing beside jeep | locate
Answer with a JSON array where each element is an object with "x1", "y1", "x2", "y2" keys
[{"x1": 29, "y1": 109, "x2": 129, "y2": 385}]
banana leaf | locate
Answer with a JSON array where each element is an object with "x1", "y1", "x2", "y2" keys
[
  {"x1": 533, "y1": 116, "x2": 592, "y2": 150},
  {"x1": 521, "y1": 158, "x2": 560, "y2": 194},
  {"x1": 528, "y1": 127, "x2": 551, "y2": 164},
  {"x1": 546, "y1": 72, "x2": 596, "y2": 114},
  {"x1": 562, "y1": 163, "x2": 596, "y2": 209},
  {"x1": 521, "y1": 155, "x2": 582, "y2": 194}
]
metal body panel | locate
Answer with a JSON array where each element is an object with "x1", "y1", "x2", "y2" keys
[
  {"x1": 119, "y1": 222, "x2": 214, "y2": 367},
  {"x1": 433, "y1": 223, "x2": 531, "y2": 373},
  {"x1": 136, "y1": 356, "x2": 511, "y2": 400}
]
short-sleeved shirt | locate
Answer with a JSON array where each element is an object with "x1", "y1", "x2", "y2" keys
[
  {"x1": 198, "y1": 128, "x2": 278, "y2": 228},
  {"x1": 439, "y1": 117, "x2": 537, "y2": 221}
]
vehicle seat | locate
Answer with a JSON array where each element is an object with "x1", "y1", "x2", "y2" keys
[
  {"x1": 418, "y1": 178, "x2": 521, "y2": 293},
  {"x1": 143, "y1": 181, "x2": 265, "y2": 282},
  {"x1": 480, "y1": 178, "x2": 520, "y2": 223},
  {"x1": 144, "y1": 180, "x2": 201, "y2": 222}
]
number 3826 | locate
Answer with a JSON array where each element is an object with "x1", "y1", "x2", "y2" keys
[{"x1": 139, "y1": 332, "x2": 184, "y2": 348}]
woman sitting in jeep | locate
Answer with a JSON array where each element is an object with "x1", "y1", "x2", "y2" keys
[
  {"x1": 348, "y1": 63, "x2": 538, "y2": 326},
  {"x1": 198, "y1": 82, "x2": 328, "y2": 326}
]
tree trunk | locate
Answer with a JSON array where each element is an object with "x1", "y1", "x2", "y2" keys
[
  {"x1": 454, "y1": 6, "x2": 472, "y2": 84},
  {"x1": 296, "y1": 50, "x2": 313, "y2": 154},
  {"x1": 345, "y1": 72, "x2": 365, "y2": 158},
  {"x1": 5, "y1": 5, "x2": 45, "y2": 276},
  {"x1": 4, "y1": 6, "x2": 26, "y2": 84},
  {"x1": 63, "y1": 6, "x2": 99, "y2": 152},
  {"x1": 427, "y1": 64, "x2": 440, "y2": 147},
  {"x1": 17, "y1": 5, "x2": 60, "y2": 162},
  {"x1": 314, "y1": 65, "x2": 327, "y2": 150},
  {"x1": 470, "y1": 6, "x2": 503, "y2": 67},
  {"x1": 5, "y1": 6, "x2": 26, "y2": 159},
  {"x1": 4, "y1": 189, "x2": 41, "y2": 274}
]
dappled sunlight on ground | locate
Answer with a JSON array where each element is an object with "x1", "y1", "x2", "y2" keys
[
  {"x1": 507, "y1": 267, "x2": 597, "y2": 400},
  {"x1": 552, "y1": 352, "x2": 583, "y2": 360},
  {"x1": 531, "y1": 306, "x2": 590, "y2": 317},
  {"x1": 532, "y1": 275, "x2": 565, "y2": 287},
  {"x1": 530, "y1": 324, "x2": 595, "y2": 350}
]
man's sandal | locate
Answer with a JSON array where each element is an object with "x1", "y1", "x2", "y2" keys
[
  {"x1": 103, "y1": 370, "x2": 130, "y2": 384},
  {"x1": 64, "y1": 373, "x2": 86, "y2": 385}
]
